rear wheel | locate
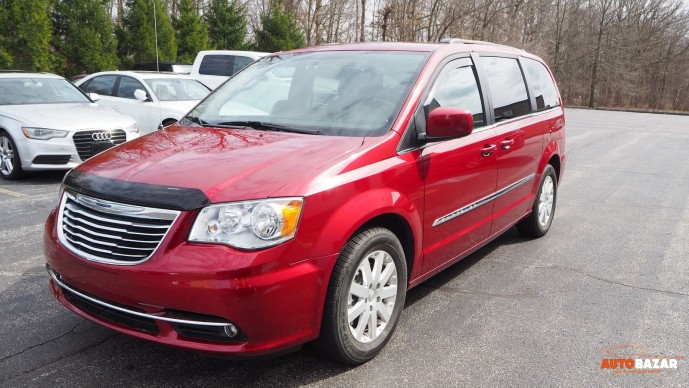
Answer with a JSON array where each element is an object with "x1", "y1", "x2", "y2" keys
[
  {"x1": 517, "y1": 164, "x2": 557, "y2": 237},
  {"x1": 315, "y1": 227, "x2": 407, "y2": 364},
  {"x1": 0, "y1": 131, "x2": 22, "y2": 180}
]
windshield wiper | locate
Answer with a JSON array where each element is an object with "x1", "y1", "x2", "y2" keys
[{"x1": 214, "y1": 121, "x2": 323, "y2": 135}]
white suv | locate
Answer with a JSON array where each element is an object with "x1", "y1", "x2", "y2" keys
[
  {"x1": 0, "y1": 72, "x2": 139, "y2": 180},
  {"x1": 190, "y1": 50, "x2": 268, "y2": 89}
]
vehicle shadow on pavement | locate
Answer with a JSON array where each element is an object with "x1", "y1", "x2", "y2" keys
[
  {"x1": 405, "y1": 227, "x2": 527, "y2": 308},
  {"x1": 2, "y1": 231, "x2": 532, "y2": 387},
  {"x1": 0, "y1": 265, "x2": 356, "y2": 387}
]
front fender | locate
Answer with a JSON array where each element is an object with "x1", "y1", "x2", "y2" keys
[{"x1": 304, "y1": 188, "x2": 423, "y2": 276}]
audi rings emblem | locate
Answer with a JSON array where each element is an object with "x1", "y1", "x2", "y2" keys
[{"x1": 91, "y1": 132, "x2": 112, "y2": 141}]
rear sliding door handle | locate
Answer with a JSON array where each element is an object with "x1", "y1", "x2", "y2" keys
[{"x1": 481, "y1": 144, "x2": 497, "y2": 157}]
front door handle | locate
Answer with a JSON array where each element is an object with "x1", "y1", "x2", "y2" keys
[
  {"x1": 481, "y1": 144, "x2": 497, "y2": 157},
  {"x1": 500, "y1": 138, "x2": 515, "y2": 150}
]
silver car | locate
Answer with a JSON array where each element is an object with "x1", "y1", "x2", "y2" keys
[{"x1": 0, "y1": 73, "x2": 139, "y2": 179}]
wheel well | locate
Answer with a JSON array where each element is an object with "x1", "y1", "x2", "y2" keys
[
  {"x1": 161, "y1": 118, "x2": 177, "y2": 127},
  {"x1": 360, "y1": 214, "x2": 415, "y2": 279},
  {"x1": 548, "y1": 154, "x2": 561, "y2": 182}
]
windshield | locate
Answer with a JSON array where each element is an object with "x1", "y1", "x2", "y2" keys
[
  {"x1": 0, "y1": 78, "x2": 91, "y2": 105},
  {"x1": 144, "y1": 78, "x2": 210, "y2": 101},
  {"x1": 188, "y1": 50, "x2": 429, "y2": 136}
]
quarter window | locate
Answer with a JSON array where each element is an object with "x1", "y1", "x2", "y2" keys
[
  {"x1": 522, "y1": 58, "x2": 560, "y2": 111},
  {"x1": 479, "y1": 57, "x2": 530, "y2": 121},
  {"x1": 426, "y1": 58, "x2": 486, "y2": 128},
  {"x1": 81, "y1": 75, "x2": 117, "y2": 96}
]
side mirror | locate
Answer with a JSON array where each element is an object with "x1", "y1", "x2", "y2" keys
[
  {"x1": 88, "y1": 92, "x2": 100, "y2": 102},
  {"x1": 422, "y1": 107, "x2": 474, "y2": 140},
  {"x1": 133, "y1": 89, "x2": 149, "y2": 102}
]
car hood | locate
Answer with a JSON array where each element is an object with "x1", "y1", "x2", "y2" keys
[
  {"x1": 78, "y1": 125, "x2": 365, "y2": 203},
  {"x1": 0, "y1": 103, "x2": 136, "y2": 130}
]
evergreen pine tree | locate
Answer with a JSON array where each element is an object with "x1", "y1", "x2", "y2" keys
[
  {"x1": 0, "y1": 4, "x2": 12, "y2": 68},
  {"x1": 173, "y1": 0, "x2": 209, "y2": 63},
  {"x1": 205, "y1": 0, "x2": 247, "y2": 50},
  {"x1": 1, "y1": 0, "x2": 54, "y2": 71},
  {"x1": 53, "y1": 0, "x2": 119, "y2": 76},
  {"x1": 254, "y1": 1, "x2": 306, "y2": 52},
  {"x1": 117, "y1": 0, "x2": 176, "y2": 68}
]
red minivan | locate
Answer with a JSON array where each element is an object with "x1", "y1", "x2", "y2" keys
[{"x1": 44, "y1": 41, "x2": 565, "y2": 364}]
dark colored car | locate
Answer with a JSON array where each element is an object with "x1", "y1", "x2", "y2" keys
[{"x1": 44, "y1": 41, "x2": 565, "y2": 364}]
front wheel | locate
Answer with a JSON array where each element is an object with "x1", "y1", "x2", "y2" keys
[
  {"x1": 517, "y1": 164, "x2": 557, "y2": 237},
  {"x1": 315, "y1": 227, "x2": 407, "y2": 364},
  {"x1": 0, "y1": 131, "x2": 23, "y2": 180}
]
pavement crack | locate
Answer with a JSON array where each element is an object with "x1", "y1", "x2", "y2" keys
[
  {"x1": 0, "y1": 322, "x2": 82, "y2": 363},
  {"x1": 424, "y1": 285, "x2": 560, "y2": 298},
  {"x1": 0, "y1": 332, "x2": 118, "y2": 384},
  {"x1": 494, "y1": 260, "x2": 689, "y2": 297}
]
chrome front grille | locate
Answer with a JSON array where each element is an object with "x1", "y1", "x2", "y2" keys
[
  {"x1": 72, "y1": 129, "x2": 127, "y2": 161},
  {"x1": 57, "y1": 191, "x2": 179, "y2": 265}
]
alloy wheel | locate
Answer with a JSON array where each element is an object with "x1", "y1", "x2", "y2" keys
[
  {"x1": 0, "y1": 136, "x2": 14, "y2": 176},
  {"x1": 538, "y1": 175, "x2": 554, "y2": 226},
  {"x1": 347, "y1": 250, "x2": 398, "y2": 343}
]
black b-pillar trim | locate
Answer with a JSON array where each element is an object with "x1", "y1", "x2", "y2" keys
[{"x1": 63, "y1": 169, "x2": 211, "y2": 211}]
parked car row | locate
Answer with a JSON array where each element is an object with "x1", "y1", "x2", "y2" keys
[{"x1": 0, "y1": 50, "x2": 265, "y2": 179}]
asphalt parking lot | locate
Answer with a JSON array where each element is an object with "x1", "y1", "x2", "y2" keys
[{"x1": 1, "y1": 108, "x2": 688, "y2": 386}]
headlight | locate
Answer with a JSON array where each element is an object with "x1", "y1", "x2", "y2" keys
[
  {"x1": 21, "y1": 127, "x2": 68, "y2": 140},
  {"x1": 124, "y1": 123, "x2": 139, "y2": 133},
  {"x1": 189, "y1": 198, "x2": 304, "y2": 249}
]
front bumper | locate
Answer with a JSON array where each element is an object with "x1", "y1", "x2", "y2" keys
[
  {"x1": 44, "y1": 209, "x2": 338, "y2": 357},
  {"x1": 17, "y1": 130, "x2": 139, "y2": 171}
]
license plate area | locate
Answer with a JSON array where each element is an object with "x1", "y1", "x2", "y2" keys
[{"x1": 92, "y1": 142, "x2": 114, "y2": 155}]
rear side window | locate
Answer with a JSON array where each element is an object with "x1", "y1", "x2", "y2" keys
[
  {"x1": 479, "y1": 57, "x2": 530, "y2": 121},
  {"x1": 200, "y1": 55, "x2": 251, "y2": 76},
  {"x1": 426, "y1": 58, "x2": 485, "y2": 128},
  {"x1": 81, "y1": 75, "x2": 117, "y2": 96},
  {"x1": 522, "y1": 58, "x2": 560, "y2": 111},
  {"x1": 199, "y1": 55, "x2": 233, "y2": 76}
]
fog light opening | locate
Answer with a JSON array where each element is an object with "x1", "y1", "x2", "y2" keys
[{"x1": 224, "y1": 324, "x2": 238, "y2": 338}]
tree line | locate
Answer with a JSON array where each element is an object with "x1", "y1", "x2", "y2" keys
[{"x1": 1, "y1": 0, "x2": 688, "y2": 111}]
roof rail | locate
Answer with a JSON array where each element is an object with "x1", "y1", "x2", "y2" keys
[{"x1": 439, "y1": 38, "x2": 504, "y2": 46}]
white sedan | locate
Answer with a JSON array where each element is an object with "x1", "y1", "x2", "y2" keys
[
  {"x1": 76, "y1": 71, "x2": 210, "y2": 134},
  {"x1": 0, "y1": 73, "x2": 139, "y2": 180}
]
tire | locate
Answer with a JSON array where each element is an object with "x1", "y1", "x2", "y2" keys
[
  {"x1": 517, "y1": 164, "x2": 557, "y2": 238},
  {"x1": 0, "y1": 130, "x2": 23, "y2": 180},
  {"x1": 315, "y1": 227, "x2": 408, "y2": 364}
]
